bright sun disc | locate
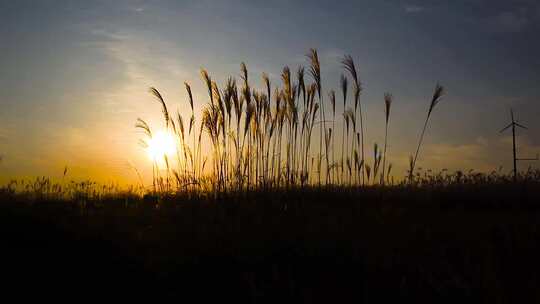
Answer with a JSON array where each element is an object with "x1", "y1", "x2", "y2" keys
[{"x1": 147, "y1": 131, "x2": 177, "y2": 161}]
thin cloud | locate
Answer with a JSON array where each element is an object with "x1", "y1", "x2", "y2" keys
[
  {"x1": 482, "y1": 3, "x2": 540, "y2": 33},
  {"x1": 493, "y1": 11, "x2": 529, "y2": 33},
  {"x1": 404, "y1": 5, "x2": 425, "y2": 13}
]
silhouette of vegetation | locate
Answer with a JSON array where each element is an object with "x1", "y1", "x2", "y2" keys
[
  {"x1": 409, "y1": 83, "x2": 445, "y2": 181},
  {"x1": 2, "y1": 169, "x2": 540, "y2": 302},
  {"x1": 135, "y1": 49, "x2": 448, "y2": 195}
]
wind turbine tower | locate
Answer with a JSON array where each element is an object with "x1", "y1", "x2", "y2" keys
[{"x1": 500, "y1": 109, "x2": 538, "y2": 181}]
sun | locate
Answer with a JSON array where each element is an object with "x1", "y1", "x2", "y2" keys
[{"x1": 146, "y1": 131, "x2": 177, "y2": 161}]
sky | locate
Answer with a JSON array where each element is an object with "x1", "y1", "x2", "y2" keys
[{"x1": 1, "y1": 0, "x2": 539, "y2": 185}]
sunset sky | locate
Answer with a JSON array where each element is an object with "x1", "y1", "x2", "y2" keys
[{"x1": 1, "y1": 0, "x2": 539, "y2": 185}]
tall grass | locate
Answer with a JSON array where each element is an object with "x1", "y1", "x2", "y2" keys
[
  {"x1": 342, "y1": 55, "x2": 364, "y2": 185},
  {"x1": 409, "y1": 83, "x2": 445, "y2": 182},
  {"x1": 135, "y1": 49, "x2": 445, "y2": 193},
  {"x1": 381, "y1": 93, "x2": 392, "y2": 185}
]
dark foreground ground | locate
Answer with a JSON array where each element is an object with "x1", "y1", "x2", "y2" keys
[{"x1": 1, "y1": 183, "x2": 540, "y2": 302}]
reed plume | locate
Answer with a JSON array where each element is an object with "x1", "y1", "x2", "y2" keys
[
  {"x1": 149, "y1": 87, "x2": 170, "y2": 128},
  {"x1": 329, "y1": 90, "x2": 336, "y2": 183},
  {"x1": 410, "y1": 83, "x2": 445, "y2": 182},
  {"x1": 307, "y1": 49, "x2": 326, "y2": 185},
  {"x1": 340, "y1": 74, "x2": 348, "y2": 183},
  {"x1": 382, "y1": 93, "x2": 393, "y2": 185},
  {"x1": 342, "y1": 55, "x2": 364, "y2": 185}
]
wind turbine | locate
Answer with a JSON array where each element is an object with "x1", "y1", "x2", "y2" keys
[{"x1": 500, "y1": 109, "x2": 538, "y2": 181}]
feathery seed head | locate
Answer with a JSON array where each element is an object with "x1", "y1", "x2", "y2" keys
[
  {"x1": 384, "y1": 93, "x2": 393, "y2": 123},
  {"x1": 240, "y1": 62, "x2": 248, "y2": 83},
  {"x1": 200, "y1": 69, "x2": 213, "y2": 103},
  {"x1": 135, "y1": 118, "x2": 152, "y2": 138},
  {"x1": 340, "y1": 74, "x2": 348, "y2": 107},
  {"x1": 429, "y1": 83, "x2": 445, "y2": 116},
  {"x1": 342, "y1": 55, "x2": 358, "y2": 86},
  {"x1": 307, "y1": 48, "x2": 321, "y2": 97},
  {"x1": 329, "y1": 90, "x2": 336, "y2": 116},
  {"x1": 184, "y1": 82, "x2": 194, "y2": 112},
  {"x1": 149, "y1": 87, "x2": 170, "y2": 128},
  {"x1": 297, "y1": 66, "x2": 306, "y2": 101},
  {"x1": 177, "y1": 112, "x2": 185, "y2": 140}
]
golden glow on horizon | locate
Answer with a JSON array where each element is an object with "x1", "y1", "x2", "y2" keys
[{"x1": 146, "y1": 131, "x2": 177, "y2": 162}]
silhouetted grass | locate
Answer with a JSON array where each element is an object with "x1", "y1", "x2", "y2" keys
[
  {"x1": 1, "y1": 170, "x2": 540, "y2": 301},
  {"x1": 135, "y1": 49, "x2": 447, "y2": 194}
]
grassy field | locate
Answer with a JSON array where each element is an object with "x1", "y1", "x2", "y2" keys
[
  {"x1": 2, "y1": 172, "x2": 540, "y2": 302},
  {"x1": 2, "y1": 48, "x2": 538, "y2": 302}
]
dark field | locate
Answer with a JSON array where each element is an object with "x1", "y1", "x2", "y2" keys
[{"x1": 2, "y1": 182, "x2": 540, "y2": 303}]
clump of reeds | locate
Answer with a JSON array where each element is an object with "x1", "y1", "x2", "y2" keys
[
  {"x1": 133, "y1": 48, "x2": 445, "y2": 194},
  {"x1": 342, "y1": 55, "x2": 364, "y2": 185}
]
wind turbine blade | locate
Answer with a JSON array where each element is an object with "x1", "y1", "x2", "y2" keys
[
  {"x1": 515, "y1": 122, "x2": 527, "y2": 129},
  {"x1": 510, "y1": 108, "x2": 514, "y2": 122},
  {"x1": 499, "y1": 123, "x2": 513, "y2": 133}
]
